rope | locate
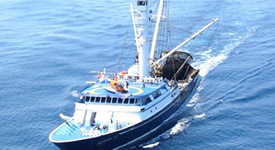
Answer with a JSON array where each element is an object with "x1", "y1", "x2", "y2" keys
[
  {"x1": 172, "y1": 55, "x2": 190, "y2": 81},
  {"x1": 117, "y1": 32, "x2": 128, "y2": 71}
]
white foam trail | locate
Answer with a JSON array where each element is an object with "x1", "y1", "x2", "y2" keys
[
  {"x1": 197, "y1": 84, "x2": 204, "y2": 92},
  {"x1": 186, "y1": 27, "x2": 259, "y2": 113},
  {"x1": 169, "y1": 118, "x2": 190, "y2": 135},
  {"x1": 186, "y1": 93, "x2": 200, "y2": 107},
  {"x1": 186, "y1": 79, "x2": 205, "y2": 107},
  {"x1": 197, "y1": 53, "x2": 227, "y2": 77},
  {"x1": 142, "y1": 142, "x2": 160, "y2": 148},
  {"x1": 194, "y1": 113, "x2": 206, "y2": 119},
  {"x1": 71, "y1": 90, "x2": 79, "y2": 97},
  {"x1": 193, "y1": 26, "x2": 258, "y2": 77}
]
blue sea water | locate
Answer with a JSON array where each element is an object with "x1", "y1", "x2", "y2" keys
[{"x1": 0, "y1": 0, "x2": 275, "y2": 150}]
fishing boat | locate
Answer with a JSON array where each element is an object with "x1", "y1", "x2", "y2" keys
[{"x1": 49, "y1": 0, "x2": 218, "y2": 150}]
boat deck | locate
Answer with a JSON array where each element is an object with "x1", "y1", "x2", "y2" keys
[
  {"x1": 51, "y1": 120, "x2": 89, "y2": 141},
  {"x1": 51, "y1": 119, "x2": 120, "y2": 142}
]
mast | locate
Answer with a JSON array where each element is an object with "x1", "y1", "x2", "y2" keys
[
  {"x1": 149, "y1": 0, "x2": 164, "y2": 65},
  {"x1": 131, "y1": 0, "x2": 150, "y2": 79},
  {"x1": 130, "y1": 4, "x2": 140, "y2": 54}
]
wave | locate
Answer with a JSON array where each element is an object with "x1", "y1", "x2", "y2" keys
[
  {"x1": 169, "y1": 118, "x2": 191, "y2": 135},
  {"x1": 194, "y1": 113, "x2": 206, "y2": 119},
  {"x1": 210, "y1": 60, "x2": 273, "y2": 104},
  {"x1": 142, "y1": 142, "x2": 160, "y2": 149},
  {"x1": 186, "y1": 93, "x2": 200, "y2": 107},
  {"x1": 70, "y1": 90, "x2": 79, "y2": 97}
]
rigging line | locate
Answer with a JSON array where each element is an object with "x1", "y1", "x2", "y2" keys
[
  {"x1": 172, "y1": 55, "x2": 191, "y2": 81},
  {"x1": 169, "y1": 4, "x2": 176, "y2": 76},
  {"x1": 171, "y1": 19, "x2": 214, "y2": 22},
  {"x1": 165, "y1": 0, "x2": 170, "y2": 50},
  {"x1": 165, "y1": 0, "x2": 172, "y2": 51},
  {"x1": 182, "y1": 64, "x2": 191, "y2": 81},
  {"x1": 170, "y1": 26, "x2": 193, "y2": 34},
  {"x1": 187, "y1": 27, "x2": 199, "y2": 53},
  {"x1": 117, "y1": 31, "x2": 128, "y2": 72},
  {"x1": 172, "y1": 47, "x2": 176, "y2": 76},
  {"x1": 154, "y1": 18, "x2": 219, "y2": 66},
  {"x1": 156, "y1": 0, "x2": 168, "y2": 60},
  {"x1": 154, "y1": 0, "x2": 160, "y2": 14}
]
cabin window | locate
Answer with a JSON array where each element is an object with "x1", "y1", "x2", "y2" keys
[
  {"x1": 130, "y1": 98, "x2": 135, "y2": 104},
  {"x1": 112, "y1": 98, "x2": 117, "y2": 103},
  {"x1": 136, "y1": 99, "x2": 141, "y2": 105},
  {"x1": 137, "y1": 0, "x2": 147, "y2": 6},
  {"x1": 107, "y1": 97, "x2": 111, "y2": 103},
  {"x1": 118, "y1": 98, "x2": 123, "y2": 104},
  {"x1": 145, "y1": 97, "x2": 152, "y2": 104},
  {"x1": 96, "y1": 97, "x2": 100, "y2": 103},
  {"x1": 90, "y1": 97, "x2": 95, "y2": 102},
  {"x1": 101, "y1": 97, "x2": 106, "y2": 103},
  {"x1": 85, "y1": 96, "x2": 90, "y2": 102},
  {"x1": 79, "y1": 98, "x2": 85, "y2": 103},
  {"x1": 124, "y1": 98, "x2": 129, "y2": 104},
  {"x1": 153, "y1": 90, "x2": 161, "y2": 99}
]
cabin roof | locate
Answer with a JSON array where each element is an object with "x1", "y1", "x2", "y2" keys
[{"x1": 80, "y1": 80, "x2": 166, "y2": 98}]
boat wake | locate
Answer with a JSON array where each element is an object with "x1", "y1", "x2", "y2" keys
[
  {"x1": 186, "y1": 26, "x2": 259, "y2": 107},
  {"x1": 193, "y1": 26, "x2": 259, "y2": 78},
  {"x1": 168, "y1": 113, "x2": 206, "y2": 136},
  {"x1": 139, "y1": 113, "x2": 206, "y2": 149},
  {"x1": 169, "y1": 118, "x2": 190, "y2": 136}
]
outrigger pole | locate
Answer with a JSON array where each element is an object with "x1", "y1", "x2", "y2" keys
[
  {"x1": 149, "y1": 0, "x2": 164, "y2": 65},
  {"x1": 152, "y1": 18, "x2": 219, "y2": 66}
]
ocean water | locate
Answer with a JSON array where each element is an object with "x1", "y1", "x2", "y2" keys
[{"x1": 0, "y1": 0, "x2": 275, "y2": 150}]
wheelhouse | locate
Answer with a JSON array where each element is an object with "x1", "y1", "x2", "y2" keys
[{"x1": 78, "y1": 83, "x2": 169, "y2": 107}]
